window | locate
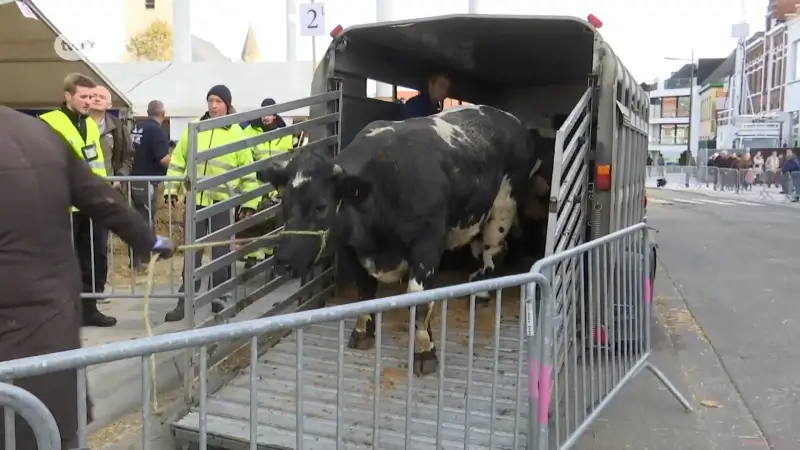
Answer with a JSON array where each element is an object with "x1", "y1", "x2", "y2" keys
[
  {"x1": 794, "y1": 41, "x2": 800, "y2": 81},
  {"x1": 661, "y1": 97, "x2": 677, "y2": 118},
  {"x1": 649, "y1": 103, "x2": 662, "y2": 119},
  {"x1": 655, "y1": 125, "x2": 689, "y2": 145},
  {"x1": 677, "y1": 96, "x2": 691, "y2": 117},
  {"x1": 675, "y1": 124, "x2": 689, "y2": 144},
  {"x1": 657, "y1": 96, "x2": 690, "y2": 118},
  {"x1": 145, "y1": 0, "x2": 155, "y2": 9},
  {"x1": 659, "y1": 125, "x2": 676, "y2": 144}
]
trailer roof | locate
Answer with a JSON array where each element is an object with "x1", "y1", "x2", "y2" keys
[
  {"x1": 336, "y1": 14, "x2": 613, "y2": 93},
  {"x1": 0, "y1": 0, "x2": 131, "y2": 109}
]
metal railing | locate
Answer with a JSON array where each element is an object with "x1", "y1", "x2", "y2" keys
[
  {"x1": 74, "y1": 175, "x2": 185, "y2": 304},
  {"x1": 178, "y1": 91, "x2": 342, "y2": 405},
  {"x1": 646, "y1": 165, "x2": 800, "y2": 203},
  {"x1": 528, "y1": 223, "x2": 691, "y2": 449},
  {"x1": 0, "y1": 223, "x2": 693, "y2": 450}
]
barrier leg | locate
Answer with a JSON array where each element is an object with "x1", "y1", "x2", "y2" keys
[{"x1": 642, "y1": 362, "x2": 693, "y2": 410}]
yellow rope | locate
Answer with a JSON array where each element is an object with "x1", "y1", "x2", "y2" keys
[{"x1": 142, "y1": 230, "x2": 327, "y2": 412}]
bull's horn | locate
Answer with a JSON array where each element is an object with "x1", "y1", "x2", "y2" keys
[{"x1": 332, "y1": 164, "x2": 343, "y2": 175}]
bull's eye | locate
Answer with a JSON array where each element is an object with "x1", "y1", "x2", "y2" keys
[{"x1": 315, "y1": 204, "x2": 327, "y2": 214}]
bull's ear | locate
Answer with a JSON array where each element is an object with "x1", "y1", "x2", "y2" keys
[
  {"x1": 258, "y1": 164, "x2": 290, "y2": 195},
  {"x1": 334, "y1": 175, "x2": 372, "y2": 205}
]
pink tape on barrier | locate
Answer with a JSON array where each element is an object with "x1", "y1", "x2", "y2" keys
[
  {"x1": 537, "y1": 364, "x2": 553, "y2": 425},
  {"x1": 644, "y1": 277, "x2": 652, "y2": 304},
  {"x1": 529, "y1": 360, "x2": 540, "y2": 400}
]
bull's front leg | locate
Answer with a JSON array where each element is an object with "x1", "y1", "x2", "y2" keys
[
  {"x1": 347, "y1": 254, "x2": 379, "y2": 351},
  {"x1": 408, "y1": 237, "x2": 444, "y2": 377}
]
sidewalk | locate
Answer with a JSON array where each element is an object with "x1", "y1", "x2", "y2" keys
[{"x1": 647, "y1": 181, "x2": 798, "y2": 206}]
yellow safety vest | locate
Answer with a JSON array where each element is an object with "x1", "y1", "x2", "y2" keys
[
  {"x1": 40, "y1": 110, "x2": 107, "y2": 212},
  {"x1": 166, "y1": 122, "x2": 260, "y2": 210},
  {"x1": 242, "y1": 124, "x2": 294, "y2": 161}
]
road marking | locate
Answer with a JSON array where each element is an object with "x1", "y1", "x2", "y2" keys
[
  {"x1": 669, "y1": 198, "x2": 704, "y2": 205},
  {"x1": 726, "y1": 200, "x2": 763, "y2": 206},
  {"x1": 650, "y1": 196, "x2": 764, "y2": 207},
  {"x1": 698, "y1": 199, "x2": 733, "y2": 205}
]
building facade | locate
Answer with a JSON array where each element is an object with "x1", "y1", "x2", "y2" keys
[
  {"x1": 699, "y1": 83, "x2": 726, "y2": 149},
  {"x1": 645, "y1": 65, "x2": 701, "y2": 163},
  {"x1": 783, "y1": 14, "x2": 800, "y2": 145},
  {"x1": 719, "y1": 25, "x2": 790, "y2": 149}
]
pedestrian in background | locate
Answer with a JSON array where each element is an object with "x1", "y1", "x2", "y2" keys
[
  {"x1": 781, "y1": 149, "x2": 800, "y2": 202},
  {"x1": 163, "y1": 85, "x2": 260, "y2": 322},
  {"x1": 752, "y1": 151, "x2": 764, "y2": 185},
  {"x1": 0, "y1": 105, "x2": 176, "y2": 450},
  {"x1": 766, "y1": 150, "x2": 780, "y2": 188},
  {"x1": 130, "y1": 100, "x2": 172, "y2": 271},
  {"x1": 39, "y1": 73, "x2": 117, "y2": 327}
]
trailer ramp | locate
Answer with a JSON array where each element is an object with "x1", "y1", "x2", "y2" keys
[{"x1": 172, "y1": 303, "x2": 529, "y2": 449}]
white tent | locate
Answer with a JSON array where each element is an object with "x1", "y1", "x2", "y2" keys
[{"x1": 0, "y1": 0, "x2": 131, "y2": 110}]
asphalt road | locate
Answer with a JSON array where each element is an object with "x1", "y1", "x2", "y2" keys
[{"x1": 648, "y1": 188, "x2": 800, "y2": 449}]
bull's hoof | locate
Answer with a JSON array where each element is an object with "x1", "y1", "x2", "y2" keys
[
  {"x1": 413, "y1": 349, "x2": 439, "y2": 377},
  {"x1": 347, "y1": 330, "x2": 375, "y2": 350}
]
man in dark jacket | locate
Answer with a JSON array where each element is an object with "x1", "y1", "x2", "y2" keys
[
  {"x1": 782, "y1": 149, "x2": 800, "y2": 201},
  {"x1": 0, "y1": 106, "x2": 175, "y2": 450},
  {"x1": 403, "y1": 73, "x2": 451, "y2": 119},
  {"x1": 130, "y1": 100, "x2": 172, "y2": 270}
]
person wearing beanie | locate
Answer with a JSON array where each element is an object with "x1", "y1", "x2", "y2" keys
[
  {"x1": 238, "y1": 97, "x2": 294, "y2": 269},
  {"x1": 163, "y1": 84, "x2": 261, "y2": 322}
]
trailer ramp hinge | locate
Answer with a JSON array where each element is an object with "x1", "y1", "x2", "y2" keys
[{"x1": 548, "y1": 196, "x2": 558, "y2": 213}]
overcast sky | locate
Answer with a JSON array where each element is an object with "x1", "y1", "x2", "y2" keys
[{"x1": 36, "y1": 0, "x2": 769, "y2": 83}]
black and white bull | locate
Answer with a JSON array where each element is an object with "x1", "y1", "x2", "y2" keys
[{"x1": 258, "y1": 105, "x2": 542, "y2": 376}]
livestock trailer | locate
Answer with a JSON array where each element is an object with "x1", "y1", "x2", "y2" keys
[{"x1": 171, "y1": 14, "x2": 649, "y2": 449}]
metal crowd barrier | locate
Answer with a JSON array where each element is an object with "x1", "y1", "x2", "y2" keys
[
  {"x1": 0, "y1": 223, "x2": 693, "y2": 450},
  {"x1": 72, "y1": 175, "x2": 185, "y2": 303},
  {"x1": 527, "y1": 223, "x2": 692, "y2": 449},
  {"x1": 645, "y1": 165, "x2": 799, "y2": 203}
]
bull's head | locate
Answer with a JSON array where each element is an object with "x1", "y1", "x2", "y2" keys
[{"x1": 258, "y1": 155, "x2": 372, "y2": 277}]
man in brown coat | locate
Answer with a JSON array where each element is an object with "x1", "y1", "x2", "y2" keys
[
  {"x1": 90, "y1": 85, "x2": 134, "y2": 181},
  {"x1": 0, "y1": 106, "x2": 176, "y2": 449}
]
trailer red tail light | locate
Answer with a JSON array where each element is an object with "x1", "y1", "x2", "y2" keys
[
  {"x1": 330, "y1": 24, "x2": 343, "y2": 38},
  {"x1": 596, "y1": 164, "x2": 611, "y2": 190},
  {"x1": 587, "y1": 14, "x2": 603, "y2": 29}
]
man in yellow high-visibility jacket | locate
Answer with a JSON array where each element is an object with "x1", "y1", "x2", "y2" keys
[
  {"x1": 238, "y1": 98, "x2": 294, "y2": 267},
  {"x1": 163, "y1": 85, "x2": 261, "y2": 322},
  {"x1": 39, "y1": 73, "x2": 118, "y2": 328}
]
